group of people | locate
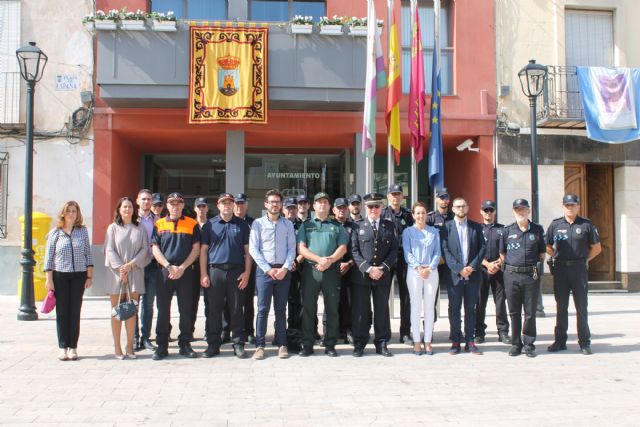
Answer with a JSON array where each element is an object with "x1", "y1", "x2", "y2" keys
[{"x1": 43, "y1": 184, "x2": 601, "y2": 361}]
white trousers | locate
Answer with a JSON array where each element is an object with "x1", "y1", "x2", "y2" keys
[{"x1": 406, "y1": 267, "x2": 440, "y2": 343}]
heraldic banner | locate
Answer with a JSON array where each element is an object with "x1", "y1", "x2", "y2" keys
[{"x1": 189, "y1": 25, "x2": 268, "y2": 124}]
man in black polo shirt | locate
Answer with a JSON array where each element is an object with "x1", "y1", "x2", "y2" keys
[
  {"x1": 200, "y1": 192, "x2": 252, "y2": 359},
  {"x1": 499, "y1": 199, "x2": 546, "y2": 358},
  {"x1": 151, "y1": 192, "x2": 201, "y2": 360}
]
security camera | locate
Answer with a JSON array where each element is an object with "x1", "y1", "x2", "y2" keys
[{"x1": 456, "y1": 139, "x2": 479, "y2": 152}]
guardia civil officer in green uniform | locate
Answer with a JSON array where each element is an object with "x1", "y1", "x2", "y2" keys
[
  {"x1": 297, "y1": 192, "x2": 348, "y2": 357},
  {"x1": 546, "y1": 194, "x2": 601, "y2": 355}
]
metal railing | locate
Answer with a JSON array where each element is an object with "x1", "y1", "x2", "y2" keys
[
  {"x1": 538, "y1": 65, "x2": 584, "y2": 125},
  {"x1": 0, "y1": 71, "x2": 21, "y2": 124}
]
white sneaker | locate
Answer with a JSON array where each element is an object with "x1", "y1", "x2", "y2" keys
[
  {"x1": 68, "y1": 348, "x2": 78, "y2": 361},
  {"x1": 278, "y1": 346, "x2": 289, "y2": 359},
  {"x1": 58, "y1": 348, "x2": 68, "y2": 361},
  {"x1": 253, "y1": 347, "x2": 265, "y2": 360}
]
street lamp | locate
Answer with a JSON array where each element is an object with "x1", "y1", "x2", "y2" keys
[
  {"x1": 518, "y1": 59, "x2": 548, "y2": 224},
  {"x1": 16, "y1": 42, "x2": 48, "y2": 321}
]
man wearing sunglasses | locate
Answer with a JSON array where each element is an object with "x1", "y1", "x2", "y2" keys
[
  {"x1": 351, "y1": 193, "x2": 398, "y2": 357},
  {"x1": 475, "y1": 200, "x2": 510, "y2": 345}
]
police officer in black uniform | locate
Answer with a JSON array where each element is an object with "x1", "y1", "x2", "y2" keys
[
  {"x1": 333, "y1": 197, "x2": 357, "y2": 344},
  {"x1": 475, "y1": 200, "x2": 510, "y2": 345},
  {"x1": 546, "y1": 194, "x2": 601, "y2": 355},
  {"x1": 427, "y1": 187, "x2": 454, "y2": 325},
  {"x1": 283, "y1": 198, "x2": 305, "y2": 352},
  {"x1": 381, "y1": 184, "x2": 414, "y2": 344},
  {"x1": 499, "y1": 199, "x2": 546, "y2": 358},
  {"x1": 348, "y1": 194, "x2": 363, "y2": 222},
  {"x1": 351, "y1": 193, "x2": 398, "y2": 357}
]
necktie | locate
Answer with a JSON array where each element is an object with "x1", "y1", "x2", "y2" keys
[{"x1": 372, "y1": 221, "x2": 378, "y2": 238}]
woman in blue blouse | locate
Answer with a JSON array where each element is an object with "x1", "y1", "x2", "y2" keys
[
  {"x1": 402, "y1": 202, "x2": 441, "y2": 355},
  {"x1": 44, "y1": 201, "x2": 93, "y2": 361}
]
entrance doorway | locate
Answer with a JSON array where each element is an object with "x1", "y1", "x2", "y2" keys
[{"x1": 564, "y1": 163, "x2": 614, "y2": 281}]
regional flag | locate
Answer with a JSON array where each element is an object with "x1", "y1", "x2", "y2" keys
[
  {"x1": 385, "y1": 8, "x2": 401, "y2": 166},
  {"x1": 362, "y1": 0, "x2": 387, "y2": 158},
  {"x1": 408, "y1": 3, "x2": 425, "y2": 163},
  {"x1": 428, "y1": 48, "x2": 444, "y2": 190}
]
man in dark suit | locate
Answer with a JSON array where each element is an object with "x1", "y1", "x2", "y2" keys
[
  {"x1": 350, "y1": 193, "x2": 398, "y2": 357},
  {"x1": 441, "y1": 197, "x2": 486, "y2": 355}
]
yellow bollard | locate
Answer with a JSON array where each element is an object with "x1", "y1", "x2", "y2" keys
[{"x1": 18, "y1": 212, "x2": 52, "y2": 302}]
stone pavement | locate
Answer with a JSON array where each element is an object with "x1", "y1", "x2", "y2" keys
[{"x1": 0, "y1": 292, "x2": 639, "y2": 426}]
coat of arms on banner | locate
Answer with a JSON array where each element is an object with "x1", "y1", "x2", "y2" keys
[{"x1": 189, "y1": 26, "x2": 268, "y2": 124}]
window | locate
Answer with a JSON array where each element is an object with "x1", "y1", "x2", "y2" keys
[
  {"x1": 400, "y1": 0, "x2": 452, "y2": 95},
  {"x1": 0, "y1": 0, "x2": 20, "y2": 124},
  {"x1": 250, "y1": 0, "x2": 325, "y2": 22},
  {"x1": 0, "y1": 152, "x2": 7, "y2": 238},
  {"x1": 151, "y1": 0, "x2": 228, "y2": 20}
]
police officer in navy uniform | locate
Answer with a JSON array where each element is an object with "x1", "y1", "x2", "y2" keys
[
  {"x1": 499, "y1": 199, "x2": 546, "y2": 358},
  {"x1": 475, "y1": 200, "x2": 510, "y2": 345},
  {"x1": 333, "y1": 197, "x2": 357, "y2": 344},
  {"x1": 351, "y1": 193, "x2": 398, "y2": 357},
  {"x1": 546, "y1": 194, "x2": 601, "y2": 355},
  {"x1": 381, "y1": 184, "x2": 414, "y2": 344},
  {"x1": 348, "y1": 194, "x2": 363, "y2": 222}
]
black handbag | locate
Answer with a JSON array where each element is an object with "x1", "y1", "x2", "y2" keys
[{"x1": 111, "y1": 280, "x2": 138, "y2": 321}]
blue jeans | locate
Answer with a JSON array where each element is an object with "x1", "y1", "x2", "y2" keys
[
  {"x1": 137, "y1": 261, "x2": 158, "y2": 341},
  {"x1": 447, "y1": 279, "x2": 481, "y2": 343},
  {"x1": 255, "y1": 269, "x2": 290, "y2": 348}
]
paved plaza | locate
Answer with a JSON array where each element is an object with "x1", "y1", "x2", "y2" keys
[{"x1": 0, "y1": 292, "x2": 639, "y2": 426}]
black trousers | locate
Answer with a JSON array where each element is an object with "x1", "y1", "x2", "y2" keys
[
  {"x1": 475, "y1": 270, "x2": 509, "y2": 337},
  {"x1": 223, "y1": 264, "x2": 255, "y2": 337},
  {"x1": 391, "y1": 258, "x2": 410, "y2": 337},
  {"x1": 53, "y1": 271, "x2": 86, "y2": 349},
  {"x1": 286, "y1": 269, "x2": 303, "y2": 349},
  {"x1": 553, "y1": 264, "x2": 590, "y2": 346},
  {"x1": 190, "y1": 264, "x2": 202, "y2": 335},
  {"x1": 504, "y1": 270, "x2": 539, "y2": 349},
  {"x1": 338, "y1": 273, "x2": 353, "y2": 336},
  {"x1": 351, "y1": 278, "x2": 392, "y2": 348},
  {"x1": 206, "y1": 266, "x2": 246, "y2": 348},
  {"x1": 156, "y1": 267, "x2": 194, "y2": 348}
]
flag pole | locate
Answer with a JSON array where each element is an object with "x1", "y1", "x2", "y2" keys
[
  {"x1": 410, "y1": 0, "x2": 418, "y2": 205},
  {"x1": 386, "y1": 0, "x2": 395, "y2": 192},
  {"x1": 433, "y1": 0, "x2": 440, "y2": 211}
]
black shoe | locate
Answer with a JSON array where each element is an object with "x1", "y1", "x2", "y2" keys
[
  {"x1": 499, "y1": 334, "x2": 511, "y2": 345},
  {"x1": 474, "y1": 336, "x2": 485, "y2": 344},
  {"x1": 346, "y1": 332, "x2": 354, "y2": 345},
  {"x1": 299, "y1": 346, "x2": 314, "y2": 357},
  {"x1": 233, "y1": 344, "x2": 248, "y2": 359},
  {"x1": 288, "y1": 343, "x2": 302, "y2": 353},
  {"x1": 179, "y1": 344, "x2": 198, "y2": 358},
  {"x1": 449, "y1": 342, "x2": 461, "y2": 355},
  {"x1": 152, "y1": 348, "x2": 168, "y2": 360},
  {"x1": 536, "y1": 310, "x2": 546, "y2": 318},
  {"x1": 353, "y1": 346, "x2": 364, "y2": 357},
  {"x1": 324, "y1": 346, "x2": 338, "y2": 357},
  {"x1": 400, "y1": 335, "x2": 414, "y2": 345},
  {"x1": 508, "y1": 346, "x2": 522, "y2": 357},
  {"x1": 465, "y1": 342, "x2": 483, "y2": 355},
  {"x1": 375, "y1": 343, "x2": 393, "y2": 357},
  {"x1": 142, "y1": 339, "x2": 157, "y2": 351},
  {"x1": 133, "y1": 339, "x2": 140, "y2": 352},
  {"x1": 221, "y1": 333, "x2": 231, "y2": 344},
  {"x1": 580, "y1": 346, "x2": 593, "y2": 355},
  {"x1": 247, "y1": 335, "x2": 256, "y2": 345},
  {"x1": 524, "y1": 347, "x2": 537, "y2": 358},
  {"x1": 547, "y1": 341, "x2": 567, "y2": 352},
  {"x1": 202, "y1": 346, "x2": 220, "y2": 358}
]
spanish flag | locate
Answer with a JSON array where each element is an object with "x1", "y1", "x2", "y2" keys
[{"x1": 385, "y1": 8, "x2": 401, "y2": 166}]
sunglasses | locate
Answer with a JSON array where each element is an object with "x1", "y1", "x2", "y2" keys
[
  {"x1": 482, "y1": 208, "x2": 495, "y2": 213},
  {"x1": 367, "y1": 204, "x2": 382, "y2": 209}
]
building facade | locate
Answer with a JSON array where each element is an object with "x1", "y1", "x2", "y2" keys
[{"x1": 495, "y1": 0, "x2": 640, "y2": 291}]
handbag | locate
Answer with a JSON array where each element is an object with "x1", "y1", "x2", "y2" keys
[
  {"x1": 40, "y1": 290, "x2": 56, "y2": 314},
  {"x1": 111, "y1": 280, "x2": 138, "y2": 321}
]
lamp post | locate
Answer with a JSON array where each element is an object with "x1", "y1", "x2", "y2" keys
[
  {"x1": 518, "y1": 59, "x2": 548, "y2": 224},
  {"x1": 16, "y1": 42, "x2": 48, "y2": 321}
]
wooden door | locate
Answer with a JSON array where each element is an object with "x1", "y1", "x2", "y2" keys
[
  {"x1": 564, "y1": 163, "x2": 588, "y2": 216},
  {"x1": 586, "y1": 165, "x2": 615, "y2": 281}
]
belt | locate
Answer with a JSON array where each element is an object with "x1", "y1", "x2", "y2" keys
[
  {"x1": 270, "y1": 263, "x2": 283, "y2": 268},
  {"x1": 209, "y1": 263, "x2": 243, "y2": 271},
  {"x1": 553, "y1": 259, "x2": 586, "y2": 267},
  {"x1": 504, "y1": 264, "x2": 536, "y2": 273}
]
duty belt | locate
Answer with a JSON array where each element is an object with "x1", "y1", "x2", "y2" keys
[
  {"x1": 209, "y1": 263, "x2": 243, "y2": 270},
  {"x1": 504, "y1": 264, "x2": 536, "y2": 274},
  {"x1": 553, "y1": 259, "x2": 586, "y2": 267}
]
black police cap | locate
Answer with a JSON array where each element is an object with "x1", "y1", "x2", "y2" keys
[
  {"x1": 334, "y1": 197, "x2": 348, "y2": 208},
  {"x1": 348, "y1": 194, "x2": 362, "y2": 204},
  {"x1": 283, "y1": 198, "x2": 297, "y2": 208},
  {"x1": 388, "y1": 184, "x2": 403, "y2": 194},
  {"x1": 296, "y1": 194, "x2": 310, "y2": 203},
  {"x1": 481, "y1": 200, "x2": 496, "y2": 210},
  {"x1": 512, "y1": 198, "x2": 530, "y2": 209},
  {"x1": 194, "y1": 197, "x2": 208, "y2": 206},
  {"x1": 562, "y1": 194, "x2": 580, "y2": 205},
  {"x1": 435, "y1": 187, "x2": 449, "y2": 198},
  {"x1": 234, "y1": 193, "x2": 247, "y2": 203},
  {"x1": 151, "y1": 193, "x2": 164, "y2": 205}
]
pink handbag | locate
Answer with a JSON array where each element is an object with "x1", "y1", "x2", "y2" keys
[{"x1": 40, "y1": 290, "x2": 56, "y2": 314}]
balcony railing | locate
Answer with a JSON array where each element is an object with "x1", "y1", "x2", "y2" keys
[
  {"x1": 538, "y1": 65, "x2": 585, "y2": 128},
  {"x1": 0, "y1": 71, "x2": 20, "y2": 124}
]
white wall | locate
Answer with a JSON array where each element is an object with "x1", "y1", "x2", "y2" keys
[{"x1": 615, "y1": 166, "x2": 640, "y2": 272}]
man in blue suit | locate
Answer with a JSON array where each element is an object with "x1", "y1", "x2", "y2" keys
[{"x1": 442, "y1": 197, "x2": 486, "y2": 355}]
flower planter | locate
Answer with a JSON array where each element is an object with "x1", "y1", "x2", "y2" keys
[
  {"x1": 319, "y1": 24, "x2": 343, "y2": 36},
  {"x1": 290, "y1": 24, "x2": 313, "y2": 34},
  {"x1": 95, "y1": 19, "x2": 118, "y2": 30},
  {"x1": 121, "y1": 19, "x2": 146, "y2": 31},
  {"x1": 348, "y1": 26, "x2": 367, "y2": 36},
  {"x1": 83, "y1": 22, "x2": 95, "y2": 31},
  {"x1": 151, "y1": 20, "x2": 177, "y2": 32}
]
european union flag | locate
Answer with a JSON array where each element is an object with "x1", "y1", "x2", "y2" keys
[{"x1": 428, "y1": 49, "x2": 444, "y2": 190}]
